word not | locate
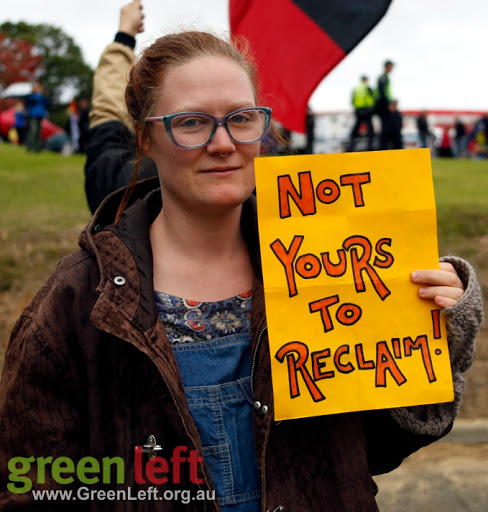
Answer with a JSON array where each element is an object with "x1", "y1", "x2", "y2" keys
[
  {"x1": 278, "y1": 170, "x2": 371, "y2": 218},
  {"x1": 275, "y1": 333, "x2": 437, "y2": 402},
  {"x1": 270, "y1": 234, "x2": 394, "y2": 299},
  {"x1": 7, "y1": 455, "x2": 124, "y2": 494},
  {"x1": 134, "y1": 445, "x2": 203, "y2": 485}
]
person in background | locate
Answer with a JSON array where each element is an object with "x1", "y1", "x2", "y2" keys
[
  {"x1": 379, "y1": 98, "x2": 403, "y2": 150},
  {"x1": 84, "y1": 0, "x2": 157, "y2": 213},
  {"x1": 304, "y1": 105, "x2": 315, "y2": 153},
  {"x1": 66, "y1": 98, "x2": 80, "y2": 154},
  {"x1": 24, "y1": 79, "x2": 49, "y2": 152},
  {"x1": 453, "y1": 117, "x2": 466, "y2": 158},
  {"x1": 375, "y1": 59, "x2": 395, "y2": 150},
  {"x1": 0, "y1": 2, "x2": 483, "y2": 511},
  {"x1": 416, "y1": 110, "x2": 431, "y2": 149},
  {"x1": 77, "y1": 98, "x2": 91, "y2": 153},
  {"x1": 470, "y1": 113, "x2": 488, "y2": 159},
  {"x1": 437, "y1": 127, "x2": 454, "y2": 158},
  {"x1": 348, "y1": 75, "x2": 375, "y2": 151},
  {"x1": 13, "y1": 99, "x2": 26, "y2": 145}
]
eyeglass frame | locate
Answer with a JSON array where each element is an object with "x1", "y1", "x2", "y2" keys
[{"x1": 146, "y1": 106, "x2": 272, "y2": 149}]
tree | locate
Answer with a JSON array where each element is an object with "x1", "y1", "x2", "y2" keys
[
  {"x1": 0, "y1": 34, "x2": 42, "y2": 86},
  {"x1": 0, "y1": 21, "x2": 93, "y2": 104}
]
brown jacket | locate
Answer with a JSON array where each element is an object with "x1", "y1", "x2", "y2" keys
[{"x1": 0, "y1": 179, "x2": 482, "y2": 511}]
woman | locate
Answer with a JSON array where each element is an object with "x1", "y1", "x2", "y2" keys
[{"x1": 0, "y1": 28, "x2": 483, "y2": 512}]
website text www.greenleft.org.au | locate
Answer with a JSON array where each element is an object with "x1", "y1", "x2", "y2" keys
[
  {"x1": 31, "y1": 487, "x2": 214, "y2": 504},
  {"x1": 7, "y1": 446, "x2": 215, "y2": 503}
]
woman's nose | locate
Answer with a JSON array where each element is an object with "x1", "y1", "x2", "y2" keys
[{"x1": 207, "y1": 124, "x2": 236, "y2": 155}]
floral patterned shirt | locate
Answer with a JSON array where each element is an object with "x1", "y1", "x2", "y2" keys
[{"x1": 154, "y1": 290, "x2": 252, "y2": 344}]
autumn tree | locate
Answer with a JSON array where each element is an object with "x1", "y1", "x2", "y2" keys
[
  {"x1": 0, "y1": 21, "x2": 93, "y2": 104},
  {"x1": 0, "y1": 34, "x2": 42, "y2": 86}
]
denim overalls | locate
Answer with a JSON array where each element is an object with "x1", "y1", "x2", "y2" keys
[{"x1": 155, "y1": 291, "x2": 261, "y2": 511}]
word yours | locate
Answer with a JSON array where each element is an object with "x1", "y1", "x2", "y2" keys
[{"x1": 270, "y1": 234, "x2": 394, "y2": 299}]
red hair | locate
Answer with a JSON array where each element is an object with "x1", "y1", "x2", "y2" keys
[{"x1": 115, "y1": 31, "x2": 261, "y2": 221}]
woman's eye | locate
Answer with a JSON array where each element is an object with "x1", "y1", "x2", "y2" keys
[
  {"x1": 174, "y1": 116, "x2": 208, "y2": 129},
  {"x1": 230, "y1": 114, "x2": 249, "y2": 124},
  {"x1": 182, "y1": 118, "x2": 201, "y2": 128}
]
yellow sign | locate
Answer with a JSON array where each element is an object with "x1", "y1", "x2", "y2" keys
[{"x1": 255, "y1": 149, "x2": 454, "y2": 421}]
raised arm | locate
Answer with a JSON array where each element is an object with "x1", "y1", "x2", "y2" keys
[{"x1": 89, "y1": 0, "x2": 145, "y2": 130}]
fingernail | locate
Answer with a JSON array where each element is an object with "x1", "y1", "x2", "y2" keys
[
  {"x1": 411, "y1": 271, "x2": 418, "y2": 281},
  {"x1": 419, "y1": 287, "x2": 427, "y2": 296}
]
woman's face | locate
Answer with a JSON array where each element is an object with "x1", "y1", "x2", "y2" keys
[{"x1": 146, "y1": 55, "x2": 260, "y2": 216}]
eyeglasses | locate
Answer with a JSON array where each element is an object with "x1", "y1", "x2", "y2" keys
[{"x1": 146, "y1": 107, "x2": 272, "y2": 149}]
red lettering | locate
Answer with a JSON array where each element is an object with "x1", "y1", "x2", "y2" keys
[
  {"x1": 404, "y1": 335, "x2": 436, "y2": 383},
  {"x1": 171, "y1": 446, "x2": 187, "y2": 484},
  {"x1": 275, "y1": 342, "x2": 325, "y2": 402},
  {"x1": 392, "y1": 338, "x2": 402, "y2": 358},
  {"x1": 270, "y1": 235, "x2": 304, "y2": 297},
  {"x1": 188, "y1": 450, "x2": 204, "y2": 484},
  {"x1": 334, "y1": 345, "x2": 354, "y2": 373},
  {"x1": 355, "y1": 344, "x2": 375, "y2": 369},
  {"x1": 340, "y1": 172, "x2": 371, "y2": 207},
  {"x1": 431, "y1": 310, "x2": 442, "y2": 339},
  {"x1": 134, "y1": 446, "x2": 146, "y2": 484},
  {"x1": 309, "y1": 295, "x2": 340, "y2": 332},
  {"x1": 146, "y1": 456, "x2": 169, "y2": 485},
  {"x1": 278, "y1": 172, "x2": 316, "y2": 218},
  {"x1": 316, "y1": 179, "x2": 340, "y2": 204},
  {"x1": 374, "y1": 238, "x2": 394, "y2": 268},
  {"x1": 343, "y1": 235, "x2": 391, "y2": 300},
  {"x1": 336, "y1": 303, "x2": 362, "y2": 326},
  {"x1": 321, "y1": 249, "x2": 347, "y2": 277},
  {"x1": 296, "y1": 253, "x2": 322, "y2": 279},
  {"x1": 376, "y1": 341, "x2": 407, "y2": 387},
  {"x1": 312, "y1": 349, "x2": 335, "y2": 380}
]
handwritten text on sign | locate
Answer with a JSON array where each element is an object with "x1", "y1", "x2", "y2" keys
[{"x1": 255, "y1": 149, "x2": 454, "y2": 421}]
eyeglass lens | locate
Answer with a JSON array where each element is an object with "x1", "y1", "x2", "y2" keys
[{"x1": 170, "y1": 109, "x2": 267, "y2": 147}]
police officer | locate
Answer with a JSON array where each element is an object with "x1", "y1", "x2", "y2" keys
[
  {"x1": 375, "y1": 59, "x2": 395, "y2": 150},
  {"x1": 348, "y1": 75, "x2": 375, "y2": 152}
]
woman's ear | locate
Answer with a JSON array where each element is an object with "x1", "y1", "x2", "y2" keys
[{"x1": 137, "y1": 128, "x2": 152, "y2": 157}]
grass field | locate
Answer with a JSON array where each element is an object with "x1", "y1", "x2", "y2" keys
[{"x1": 1, "y1": 143, "x2": 487, "y2": 367}]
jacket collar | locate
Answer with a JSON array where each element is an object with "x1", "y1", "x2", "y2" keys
[{"x1": 79, "y1": 178, "x2": 263, "y2": 333}]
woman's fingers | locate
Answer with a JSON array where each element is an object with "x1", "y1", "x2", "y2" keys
[
  {"x1": 411, "y1": 263, "x2": 464, "y2": 289},
  {"x1": 411, "y1": 262, "x2": 464, "y2": 308}
]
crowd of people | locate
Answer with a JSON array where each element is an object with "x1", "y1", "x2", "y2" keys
[
  {"x1": 345, "y1": 59, "x2": 488, "y2": 158},
  {"x1": 348, "y1": 59, "x2": 403, "y2": 152},
  {"x1": 0, "y1": 2, "x2": 484, "y2": 511},
  {"x1": 413, "y1": 112, "x2": 488, "y2": 159},
  {"x1": 2, "y1": 80, "x2": 90, "y2": 155}
]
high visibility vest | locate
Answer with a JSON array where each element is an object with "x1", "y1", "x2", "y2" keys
[
  {"x1": 375, "y1": 74, "x2": 393, "y2": 103},
  {"x1": 352, "y1": 82, "x2": 375, "y2": 109}
]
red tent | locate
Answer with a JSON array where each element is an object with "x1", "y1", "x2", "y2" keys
[{"x1": 0, "y1": 107, "x2": 64, "y2": 141}]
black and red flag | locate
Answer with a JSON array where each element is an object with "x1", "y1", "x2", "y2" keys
[{"x1": 230, "y1": 0, "x2": 393, "y2": 133}]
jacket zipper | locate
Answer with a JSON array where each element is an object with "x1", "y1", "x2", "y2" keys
[{"x1": 251, "y1": 325, "x2": 267, "y2": 395}]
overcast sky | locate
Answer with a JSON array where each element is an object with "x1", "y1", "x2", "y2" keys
[{"x1": 2, "y1": 0, "x2": 487, "y2": 113}]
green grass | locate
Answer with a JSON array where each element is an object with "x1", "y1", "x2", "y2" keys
[
  {"x1": 0, "y1": 143, "x2": 91, "y2": 292},
  {"x1": 0, "y1": 143, "x2": 90, "y2": 232},
  {"x1": 1, "y1": 143, "x2": 487, "y2": 288},
  {"x1": 432, "y1": 157, "x2": 488, "y2": 264}
]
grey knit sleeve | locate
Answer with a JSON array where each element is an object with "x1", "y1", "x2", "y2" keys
[{"x1": 389, "y1": 256, "x2": 484, "y2": 436}]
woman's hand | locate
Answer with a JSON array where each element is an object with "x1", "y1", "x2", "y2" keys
[{"x1": 411, "y1": 262, "x2": 465, "y2": 308}]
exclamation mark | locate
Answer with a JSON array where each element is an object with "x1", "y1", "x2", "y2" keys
[{"x1": 431, "y1": 309, "x2": 441, "y2": 339}]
